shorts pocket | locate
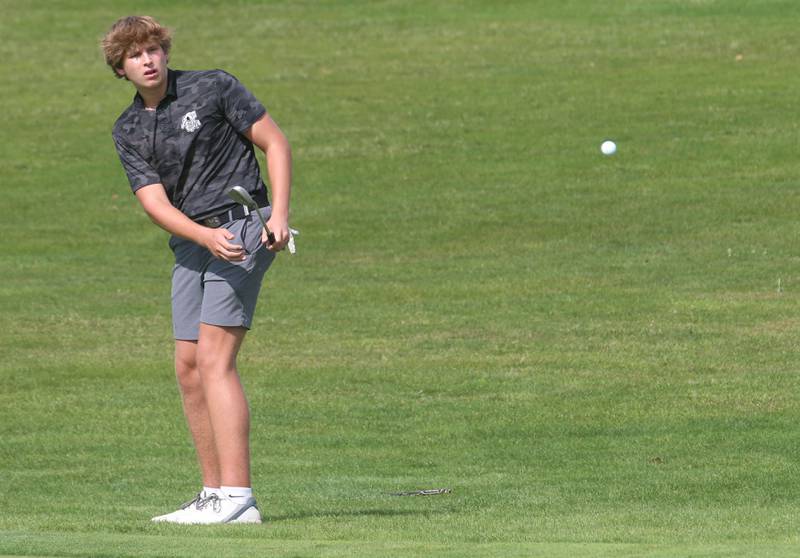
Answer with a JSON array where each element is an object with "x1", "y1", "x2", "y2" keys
[{"x1": 241, "y1": 208, "x2": 272, "y2": 255}]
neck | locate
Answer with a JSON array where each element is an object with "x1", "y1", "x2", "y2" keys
[{"x1": 138, "y1": 70, "x2": 169, "y2": 110}]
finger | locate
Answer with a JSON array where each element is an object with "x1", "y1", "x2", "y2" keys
[
  {"x1": 217, "y1": 243, "x2": 245, "y2": 258},
  {"x1": 217, "y1": 235, "x2": 243, "y2": 251},
  {"x1": 212, "y1": 229, "x2": 241, "y2": 250},
  {"x1": 219, "y1": 249, "x2": 247, "y2": 262},
  {"x1": 222, "y1": 242, "x2": 244, "y2": 252},
  {"x1": 266, "y1": 239, "x2": 286, "y2": 253},
  {"x1": 268, "y1": 229, "x2": 287, "y2": 244},
  {"x1": 261, "y1": 228, "x2": 277, "y2": 247}
]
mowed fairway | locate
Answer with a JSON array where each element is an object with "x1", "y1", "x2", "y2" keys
[{"x1": 2, "y1": 1, "x2": 800, "y2": 556}]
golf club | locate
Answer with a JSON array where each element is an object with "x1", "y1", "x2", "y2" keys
[{"x1": 227, "y1": 186, "x2": 276, "y2": 246}]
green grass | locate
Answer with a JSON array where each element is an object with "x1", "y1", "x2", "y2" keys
[{"x1": 2, "y1": 0, "x2": 800, "y2": 556}]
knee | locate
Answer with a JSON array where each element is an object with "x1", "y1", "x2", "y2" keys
[
  {"x1": 196, "y1": 350, "x2": 235, "y2": 382},
  {"x1": 175, "y1": 353, "x2": 202, "y2": 393}
]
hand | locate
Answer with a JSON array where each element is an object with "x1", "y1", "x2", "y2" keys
[
  {"x1": 203, "y1": 227, "x2": 246, "y2": 261},
  {"x1": 264, "y1": 215, "x2": 290, "y2": 252}
]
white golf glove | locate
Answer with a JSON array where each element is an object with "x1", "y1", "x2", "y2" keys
[{"x1": 287, "y1": 228, "x2": 299, "y2": 255}]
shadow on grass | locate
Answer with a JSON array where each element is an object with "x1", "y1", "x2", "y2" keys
[{"x1": 268, "y1": 508, "x2": 453, "y2": 522}]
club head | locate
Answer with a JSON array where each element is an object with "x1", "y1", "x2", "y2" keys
[{"x1": 227, "y1": 186, "x2": 257, "y2": 209}]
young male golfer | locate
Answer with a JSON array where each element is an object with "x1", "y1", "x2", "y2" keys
[{"x1": 102, "y1": 15, "x2": 292, "y2": 524}]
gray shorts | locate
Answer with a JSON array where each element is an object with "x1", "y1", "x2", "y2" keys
[{"x1": 169, "y1": 207, "x2": 275, "y2": 340}]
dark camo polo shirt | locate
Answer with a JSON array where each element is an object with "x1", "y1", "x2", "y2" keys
[{"x1": 112, "y1": 69, "x2": 268, "y2": 220}]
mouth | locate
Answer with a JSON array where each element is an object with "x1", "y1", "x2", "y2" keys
[{"x1": 144, "y1": 69, "x2": 158, "y2": 79}]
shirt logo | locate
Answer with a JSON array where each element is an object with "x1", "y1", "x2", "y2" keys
[{"x1": 181, "y1": 111, "x2": 202, "y2": 133}]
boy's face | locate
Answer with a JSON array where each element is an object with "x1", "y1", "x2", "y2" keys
[{"x1": 116, "y1": 42, "x2": 168, "y2": 90}]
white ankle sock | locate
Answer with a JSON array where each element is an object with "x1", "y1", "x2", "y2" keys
[
  {"x1": 203, "y1": 486, "x2": 222, "y2": 497},
  {"x1": 221, "y1": 486, "x2": 253, "y2": 501}
]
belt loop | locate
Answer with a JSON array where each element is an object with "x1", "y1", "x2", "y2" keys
[{"x1": 244, "y1": 205, "x2": 250, "y2": 216}]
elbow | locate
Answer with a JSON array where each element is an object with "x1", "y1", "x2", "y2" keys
[
  {"x1": 139, "y1": 203, "x2": 161, "y2": 226},
  {"x1": 269, "y1": 134, "x2": 291, "y2": 158},
  {"x1": 136, "y1": 195, "x2": 168, "y2": 225},
  {"x1": 144, "y1": 208, "x2": 161, "y2": 225},
  {"x1": 266, "y1": 144, "x2": 292, "y2": 165}
]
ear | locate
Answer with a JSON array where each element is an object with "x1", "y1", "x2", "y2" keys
[{"x1": 115, "y1": 66, "x2": 126, "y2": 78}]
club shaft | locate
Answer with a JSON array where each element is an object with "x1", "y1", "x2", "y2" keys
[
  {"x1": 227, "y1": 187, "x2": 275, "y2": 244},
  {"x1": 249, "y1": 206, "x2": 276, "y2": 244}
]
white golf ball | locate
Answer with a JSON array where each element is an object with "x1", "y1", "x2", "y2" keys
[{"x1": 601, "y1": 140, "x2": 617, "y2": 156}]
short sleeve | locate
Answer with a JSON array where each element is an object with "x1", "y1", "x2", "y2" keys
[
  {"x1": 215, "y1": 70, "x2": 267, "y2": 134},
  {"x1": 112, "y1": 135, "x2": 161, "y2": 193}
]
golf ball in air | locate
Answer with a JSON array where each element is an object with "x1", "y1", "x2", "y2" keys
[{"x1": 601, "y1": 140, "x2": 617, "y2": 155}]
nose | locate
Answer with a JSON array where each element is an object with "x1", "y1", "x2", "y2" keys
[{"x1": 141, "y1": 51, "x2": 152, "y2": 64}]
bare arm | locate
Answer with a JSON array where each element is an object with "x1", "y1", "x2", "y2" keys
[
  {"x1": 245, "y1": 114, "x2": 292, "y2": 251},
  {"x1": 135, "y1": 183, "x2": 246, "y2": 262}
]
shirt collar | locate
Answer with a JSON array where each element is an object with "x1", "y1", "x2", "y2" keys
[{"x1": 132, "y1": 69, "x2": 178, "y2": 110}]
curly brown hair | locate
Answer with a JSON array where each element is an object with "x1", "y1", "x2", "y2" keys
[{"x1": 101, "y1": 16, "x2": 172, "y2": 78}]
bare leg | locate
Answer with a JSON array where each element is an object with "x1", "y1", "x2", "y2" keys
[
  {"x1": 175, "y1": 339, "x2": 221, "y2": 488},
  {"x1": 196, "y1": 323, "x2": 251, "y2": 487}
]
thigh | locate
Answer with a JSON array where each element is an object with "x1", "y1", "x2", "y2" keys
[
  {"x1": 201, "y1": 214, "x2": 275, "y2": 330},
  {"x1": 171, "y1": 237, "x2": 214, "y2": 341}
]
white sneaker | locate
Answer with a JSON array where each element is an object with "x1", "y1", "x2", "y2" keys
[
  {"x1": 151, "y1": 491, "x2": 205, "y2": 523},
  {"x1": 186, "y1": 493, "x2": 262, "y2": 524}
]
